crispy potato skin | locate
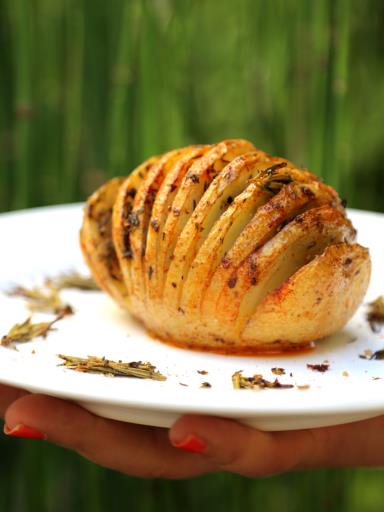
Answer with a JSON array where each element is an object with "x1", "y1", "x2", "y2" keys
[
  {"x1": 81, "y1": 141, "x2": 371, "y2": 353},
  {"x1": 80, "y1": 177, "x2": 128, "y2": 307}
]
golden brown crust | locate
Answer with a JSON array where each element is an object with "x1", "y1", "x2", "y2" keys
[
  {"x1": 144, "y1": 145, "x2": 211, "y2": 304},
  {"x1": 163, "y1": 151, "x2": 274, "y2": 310},
  {"x1": 200, "y1": 175, "x2": 344, "y2": 321},
  {"x1": 112, "y1": 156, "x2": 160, "y2": 305},
  {"x1": 80, "y1": 177, "x2": 128, "y2": 307},
  {"x1": 155, "y1": 139, "x2": 257, "y2": 305},
  {"x1": 81, "y1": 140, "x2": 371, "y2": 354},
  {"x1": 212, "y1": 205, "x2": 356, "y2": 339},
  {"x1": 128, "y1": 148, "x2": 195, "y2": 315}
]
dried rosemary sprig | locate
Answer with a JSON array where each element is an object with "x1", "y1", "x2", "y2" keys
[
  {"x1": 6, "y1": 271, "x2": 97, "y2": 315},
  {"x1": 58, "y1": 354, "x2": 167, "y2": 381},
  {"x1": 7, "y1": 285, "x2": 73, "y2": 316},
  {"x1": 253, "y1": 163, "x2": 293, "y2": 194},
  {"x1": 45, "y1": 271, "x2": 99, "y2": 291},
  {"x1": 367, "y1": 296, "x2": 384, "y2": 333},
  {"x1": 232, "y1": 371, "x2": 293, "y2": 390},
  {"x1": 1, "y1": 315, "x2": 64, "y2": 348}
]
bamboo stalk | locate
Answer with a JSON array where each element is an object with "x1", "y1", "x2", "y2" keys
[
  {"x1": 62, "y1": 0, "x2": 84, "y2": 202},
  {"x1": 32, "y1": 0, "x2": 64, "y2": 207},
  {"x1": 107, "y1": 1, "x2": 136, "y2": 177},
  {"x1": 134, "y1": 0, "x2": 162, "y2": 161},
  {"x1": 8, "y1": 0, "x2": 33, "y2": 210},
  {"x1": 81, "y1": 0, "x2": 110, "y2": 181},
  {"x1": 322, "y1": 0, "x2": 351, "y2": 192},
  {"x1": 308, "y1": 1, "x2": 329, "y2": 178},
  {"x1": 330, "y1": 0, "x2": 351, "y2": 196},
  {"x1": 0, "y1": 1, "x2": 13, "y2": 211}
]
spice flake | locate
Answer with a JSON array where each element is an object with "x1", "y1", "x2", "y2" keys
[
  {"x1": 271, "y1": 367, "x2": 286, "y2": 375},
  {"x1": 307, "y1": 363, "x2": 330, "y2": 372},
  {"x1": 232, "y1": 371, "x2": 293, "y2": 390}
]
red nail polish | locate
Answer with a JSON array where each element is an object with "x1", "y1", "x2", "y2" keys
[
  {"x1": 173, "y1": 434, "x2": 206, "y2": 454},
  {"x1": 4, "y1": 424, "x2": 47, "y2": 440}
]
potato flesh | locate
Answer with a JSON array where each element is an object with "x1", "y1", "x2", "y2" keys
[
  {"x1": 128, "y1": 147, "x2": 197, "y2": 314},
  {"x1": 202, "y1": 180, "x2": 344, "y2": 320},
  {"x1": 213, "y1": 205, "x2": 356, "y2": 339},
  {"x1": 242, "y1": 243, "x2": 371, "y2": 346},
  {"x1": 166, "y1": 158, "x2": 320, "y2": 311},
  {"x1": 163, "y1": 152, "x2": 278, "y2": 310},
  {"x1": 144, "y1": 145, "x2": 211, "y2": 303},
  {"x1": 180, "y1": 182, "x2": 270, "y2": 314},
  {"x1": 155, "y1": 140, "x2": 257, "y2": 300}
]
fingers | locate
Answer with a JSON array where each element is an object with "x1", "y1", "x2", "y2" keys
[
  {"x1": 169, "y1": 415, "x2": 317, "y2": 477},
  {"x1": 5, "y1": 393, "x2": 384, "y2": 479},
  {"x1": 3, "y1": 394, "x2": 213, "y2": 479},
  {"x1": 312, "y1": 415, "x2": 384, "y2": 468},
  {"x1": 0, "y1": 384, "x2": 29, "y2": 417},
  {"x1": 169, "y1": 414, "x2": 384, "y2": 477}
]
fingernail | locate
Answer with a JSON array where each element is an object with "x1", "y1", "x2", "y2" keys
[
  {"x1": 4, "y1": 423, "x2": 47, "y2": 440},
  {"x1": 173, "y1": 434, "x2": 206, "y2": 454}
]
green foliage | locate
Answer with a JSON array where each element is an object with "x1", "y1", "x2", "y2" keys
[
  {"x1": 1, "y1": 0, "x2": 383, "y2": 212},
  {"x1": 0, "y1": 435, "x2": 383, "y2": 512},
  {"x1": 0, "y1": 0, "x2": 384, "y2": 510}
]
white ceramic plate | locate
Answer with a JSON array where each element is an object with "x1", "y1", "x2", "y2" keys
[{"x1": 0, "y1": 204, "x2": 383, "y2": 431}]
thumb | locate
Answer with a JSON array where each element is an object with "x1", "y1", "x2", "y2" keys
[{"x1": 169, "y1": 415, "x2": 325, "y2": 477}]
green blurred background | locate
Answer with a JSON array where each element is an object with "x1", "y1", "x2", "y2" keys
[{"x1": 1, "y1": 0, "x2": 384, "y2": 510}]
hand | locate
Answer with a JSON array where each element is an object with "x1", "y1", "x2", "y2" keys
[{"x1": 1, "y1": 384, "x2": 384, "y2": 479}]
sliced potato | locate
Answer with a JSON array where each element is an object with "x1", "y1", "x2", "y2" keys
[
  {"x1": 212, "y1": 206, "x2": 356, "y2": 339},
  {"x1": 180, "y1": 182, "x2": 270, "y2": 314},
  {"x1": 242, "y1": 243, "x2": 371, "y2": 348},
  {"x1": 112, "y1": 156, "x2": 159, "y2": 304},
  {"x1": 81, "y1": 139, "x2": 371, "y2": 354},
  {"x1": 144, "y1": 145, "x2": 211, "y2": 303},
  {"x1": 80, "y1": 177, "x2": 127, "y2": 307},
  {"x1": 157, "y1": 139, "x2": 257, "y2": 299},
  {"x1": 128, "y1": 146, "x2": 196, "y2": 312},
  {"x1": 202, "y1": 180, "x2": 343, "y2": 319},
  {"x1": 163, "y1": 152, "x2": 282, "y2": 310}
]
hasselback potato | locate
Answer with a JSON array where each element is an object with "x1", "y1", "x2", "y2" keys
[{"x1": 80, "y1": 140, "x2": 371, "y2": 353}]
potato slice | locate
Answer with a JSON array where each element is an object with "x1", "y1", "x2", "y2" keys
[
  {"x1": 144, "y1": 145, "x2": 211, "y2": 303},
  {"x1": 112, "y1": 156, "x2": 159, "y2": 303},
  {"x1": 128, "y1": 146, "x2": 197, "y2": 312},
  {"x1": 156, "y1": 139, "x2": 257, "y2": 299},
  {"x1": 180, "y1": 182, "x2": 270, "y2": 314},
  {"x1": 211, "y1": 206, "x2": 356, "y2": 339},
  {"x1": 242, "y1": 243, "x2": 371, "y2": 348},
  {"x1": 163, "y1": 154, "x2": 289, "y2": 310},
  {"x1": 80, "y1": 177, "x2": 127, "y2": 307},
  {"x1": 202, "y1": 180, "x2": 343, "y2": 319}
]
